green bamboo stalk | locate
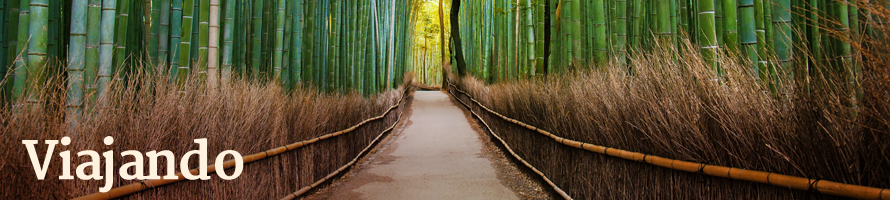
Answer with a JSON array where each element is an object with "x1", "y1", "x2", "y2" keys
[
  {"x1": 83, "y1": 0, "x2": 100, "y2": 104},
  {"x1": 834, "y1": 0, "x2": 851, "y2": 70},
  {"x1": 738, "y1": 0, "x2": 758, "y2": 71},
  {"x1": 698, "y1": 0, "x2": 718, "y2": 68},
  {"x1": 149, "y1": 0, "x2": 160, "y2": 66},
  {"x1": 221, "y1": 0, "x2": 234, "y2": 81},
  {"x1": 67, "y1": 0, "x2": 88, "y2": 124},
  {"x1": 190, "y1": 0, "x2": 199, "y2": 68},
  {"x1": 112, "y1": 0, "x2": 129, "y2": 80},
  {"x1": 772, "y1": 0, "x2": 791, "y2": 72},
  {"x1": 177, "y1": 0, "x2": 194, "y2": 84},
  {"x1": 592, "y1": 0, "x2": 607, "y2": 64},
  {"x1": 0, "y1": 0, "x2": 6, "y2": 99},
  {"x1": 169, "y1": 0, "x2": 182, "y2": 77},
  {"x1": 273, "y1": 0, "x2": 286, "y2": 84},
  {"x1": 282, "y1": 0, "x2": 293, "y2": 89},
  {"x1": 722, "y1": 0, "x2": 738, "y2": 52},
  {"x1": 304, "y1": 0, "x2": 314, "y2": 84},
  {"x1": 158, "y1": 0, "x2": 170, "y2": 68},
  {"x1": 656, "y1": 0, "x2": 672, "y2": 45},
  {"x1": 523, "y1": 0, "x2": 534, "y2": 76},
  {"x1": 386, "y1": 0, "x2": 395, "y2": 89},
  {"x1": 535, "y1": 0, "x2": 545, "y2": 75},
  {"x1": 630, "y1": 0, "x2": 642, "y2": 50},
  {"x1": 615, "y1": 0, "x2": 627, "y2": 65},
  {"x1": 4, "y1": 1, "x2": 20, "y2": 95},
  {"x1": 569, "y1": 0, "x2": 582, "y2": 65},
  {"x1": 754, "y1": 0, "x2": 768, "y2": 77},
  {"x1": 24, "y1": 0, "x2": 47, "y2": 105},
  {"x1": 234, "y1": 0, "x2": 244, "y2": 76},
  {"x1": 46, "y1": 0, "x2": 56, "y2": 59},
  {"x1": 11, "y1": 0, "x2": 30, "y2": 102},
  {"x1": 250, "y1": 0, "x2": 262, "y2": 79},
  {"x1": 97, "y1": 0, "x2": 115, "y2": 99},
  {"x1": 291, "y1": 0, "x2": 302, "y2": 85},
  {"x1": 0, "y1": 1, "x2": 5, "y2": 89},
  {"x1": 197, "y1": 0, "x2": 209, "y2": 83}
]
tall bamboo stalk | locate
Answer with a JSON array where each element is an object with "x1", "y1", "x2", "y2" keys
[
  {"x1": 11, "y1": 0, "x2": 30, "y2": 102},
  {"x1": 615, "y1": 0, "x2": 627, "y2": 65},
  {"x1": 112, "y1": 0, "x2": 130, "y2": 79},
  {"x1": 722, "y1": 0, "x2": 738, "y2": 52},
  {"x1": 304, "y1": 0, "x2": 314, "y2": 84},
  {"x1": 0, "y1": 1, "x2": 5, "y2": 90},
  {"x1": 535, "y1": 0, "x2": 545, "y2": 75},
  {"x1": 698, "y1": 0, "x2": 718, "y2": 68},
  {"x1": 250, "y1": 0, "x2": 262, "y2": 79},
  {"x1": 149, "y1": 0, "x2": 160, "y2": 65},
  {"x1": 772, "y1": 0, "x2": 791, "y2": 72},
  {"x1": 169, "y1": 0, "x2": 183, "y2": 77},
  {"x1": 4, "y1": 1, "x2": 20, "y2": 97},
  {"x1": 159, "y1": 0, "x2": 171, "y2": 67},
  {"x1": 67, "y1": 0, "x2": 88, "y2": 124},
  {"x1": 570, "y1": 0, "x2": 582, "y2": 64},
  {"x1": 96, "y1": 0, "x2": 116, "y2": 99},
  {"x1": 207, "y1": 0, "x2": 219, "y2": 88},
  {"x1": 592, "y1": 0, "x2": 607, "y2": 64},
  {"x1": 177, "y1": 0, "x2": 195, "y2": 84},
  {"x1": 273, "y1": 0, "x2": 286, "y2": 84},
  {"x1": 738, "y1": 0, "x2": 758, "y2": 70},
  {"x1": 290, "y1": 0, "x2": 302, "y2": 85},
  {"x1": 221, "y1": 0, "x2": 234, "y2": 81},
  {"x1": 196, "y1": 0, "x2": 209, "y2": 83}
]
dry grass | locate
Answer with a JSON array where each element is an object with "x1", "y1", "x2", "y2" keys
[
  {"x1": 451, "y1": 31, "x2": 889, "y2": 199},
  {"x1": 0, "y1": 70, "x2": 409, "y2": 199}
]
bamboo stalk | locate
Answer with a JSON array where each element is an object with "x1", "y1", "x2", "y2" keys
[
  {"x1": 698, "y1": 0, "x2": 718, "y2": 68},
  {"x1": 4, "y1": 1, "x2": 20, "y2": 100},
  {"x1": 208, "y1": 0, "x2": 219, "y2": 88},
  {"x1": 149, "y1": 0, "x2": 160, "y2": 66},
  {"x1": 67, "y1": 0, "x2": 88, "y2": 126},
  {"x1": 177, "y1": 0, "x2": 194, "y2": 84},
  {"x1": 197, "y1": 0, "x2": 210, "y2": 84},
  {"x1": 11, "y1": 0, "x2": 30, "y2": 102},
  {"x1": 250, "y1": 0, "x2": 262, "y2": 79},
  {"x1": 220, "y1": 0, "x2": 233, "y2": 81},
  {"x1": 96, "y1": 0, "x2": 115, "y2": 99},
  {"x1": 169, "y1": 0, "x2": 182, "y2": 78},
  {"x1": 273, "y1": 0, "x2": 285, "y2": 84},
  {"x1": 112, "y1": 0, "x2": 129, "y2": 80}
]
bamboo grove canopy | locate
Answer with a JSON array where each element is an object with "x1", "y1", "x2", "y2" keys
[
  {"x1": 0, "y1": 0, "x2": 418, "y2": 110},
  {"x1": 451, "y1": 0, "x2": 873, "y2": 84}
]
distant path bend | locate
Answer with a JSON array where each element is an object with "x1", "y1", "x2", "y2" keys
[{"x1": 309, "y1": 91, "x2": 543, "y2": 200}]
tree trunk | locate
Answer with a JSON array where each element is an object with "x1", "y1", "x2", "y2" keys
[{"x1": 450, "y1": 0, "x2": 467, "y2": 77}]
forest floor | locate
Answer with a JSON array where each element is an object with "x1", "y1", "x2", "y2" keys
[{"x1": 302, "y1": 91, "x2": 551, "y2": 200}]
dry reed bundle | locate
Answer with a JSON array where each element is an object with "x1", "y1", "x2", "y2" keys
[{"x1": 0, "y1": 69, "x2": 410, "y2": 199}]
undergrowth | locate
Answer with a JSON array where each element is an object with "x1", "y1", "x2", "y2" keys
[
  {"x1": 452, "y1": 26, "x2": 889, "y2": 200},
  {"x1": 0, "y1": 71, "x2": 409, "y2": 199}
]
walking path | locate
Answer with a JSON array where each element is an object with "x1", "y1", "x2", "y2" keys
[{"x1": 306, "y1": 91, "x2": 542, "y2": 199}]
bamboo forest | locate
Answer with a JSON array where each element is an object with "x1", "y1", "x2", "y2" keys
[{"x1": 2, "y1": 0, "x2": 889, "y2": 199}]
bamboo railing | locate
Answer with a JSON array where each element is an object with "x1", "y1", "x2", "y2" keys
[
  {"x1": 448, "y1": 83, "x2": 890, "y2": 200},
  {"x1": 72, "y1": 87, "x2": 412, "y2": 200}
]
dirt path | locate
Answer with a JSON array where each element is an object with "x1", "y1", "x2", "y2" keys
[{"x1": 304, "y1": 91, "x2": 548, "y2": 200}]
